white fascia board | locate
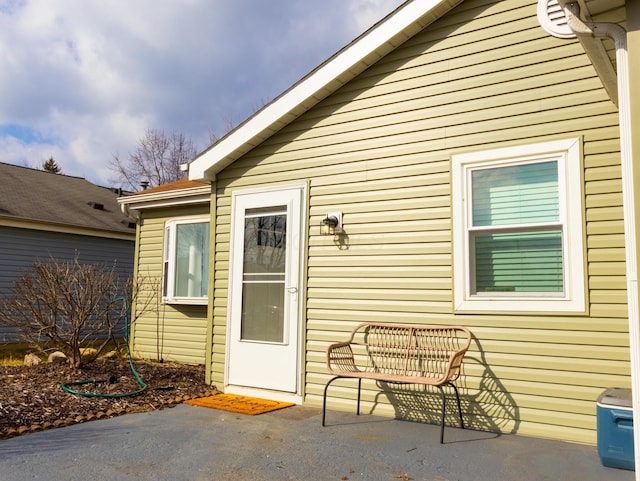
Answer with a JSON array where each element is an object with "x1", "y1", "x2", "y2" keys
[
  {"x1": 117, "y1": 186, "x2": 211, "y2": 211},
  {"x1": 189, "y1": 0, "x2": 462, "y2": 182}
]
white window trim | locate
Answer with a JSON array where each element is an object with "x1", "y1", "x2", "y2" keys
[
  {"x1": 163, "y1": 216, "x2": 210, "y2": 305},
  {"x1": 452, "y1": 138, "x2": 586, "y2": 313}
]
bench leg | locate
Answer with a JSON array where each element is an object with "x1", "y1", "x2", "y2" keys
[
  {"x1": 449, "y1": 382, "x2": 464, "y2": 430},
  {"x1": 322, "y1": 377, "x2": 363, "y2": 426},
  {"x1": 322, "y1": 376, "x2": 341, "y2": 426},
  {"x1": 437, "y1": 383, "x2": 465, "y2": 444},
  {"x1": 437, "y1": 386, "x2": 446, "y2": 444}
]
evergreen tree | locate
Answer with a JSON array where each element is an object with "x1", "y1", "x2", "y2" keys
[{"x1": 42, "y1": 157, "x2": 62, "y2": 174}]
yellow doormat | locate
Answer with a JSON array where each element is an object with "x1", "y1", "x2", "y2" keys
[{"x1": 184, "y1": 393, "x2": 295, "y2": 415}]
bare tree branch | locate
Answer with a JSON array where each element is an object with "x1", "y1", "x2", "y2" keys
[
  {"x1": 0, "y1": 256, "x2": 159, "y2": 370},
  {"x1": 109, "y1": 128, "x2": 197, "y2": 191}
]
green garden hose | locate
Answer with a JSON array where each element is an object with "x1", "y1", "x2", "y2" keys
[{"x1": 60, "y1": 297, "x2": 147, "y2": 398}]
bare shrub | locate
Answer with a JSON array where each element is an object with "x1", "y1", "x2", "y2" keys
[{"x1": 0, "y1": 256, "x2": 156, "y2": 369}]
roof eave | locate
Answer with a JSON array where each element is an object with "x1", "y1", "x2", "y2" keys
[
  {"x1": 188, "y1": 0, "x2": 463, "y2": 182},
  {"x1": 117, "y1": 186, "x2": 211, "y2": 219},
  {"x1": 0, "y1": 216, "x2": 135, "y2": 241},
  {"x1": 553, "y1": 0, "x2": 621, "y2": 106}
]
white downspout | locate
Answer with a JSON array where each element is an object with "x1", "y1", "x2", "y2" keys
[
  {"x1": 562, "y1": 2, "x2": 640, "y2": 475},
  {"x1": 120, "y1": 202, "x2": 140, "y2": 223}
]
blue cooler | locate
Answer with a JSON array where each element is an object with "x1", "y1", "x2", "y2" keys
[{"x1": 597, "y1": 388, "x2": 635, "y2": 470}]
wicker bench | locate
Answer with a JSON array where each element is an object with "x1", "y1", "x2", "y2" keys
[{"x1": 322, "y1": 322, "x2": 472, "y2": 443}]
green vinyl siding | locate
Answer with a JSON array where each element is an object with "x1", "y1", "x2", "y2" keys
[
  {"x1": 203, "y1": 0, "x2": 628, "y2": 445},
  {"x1": 132, "y1": 205, "x2": 209, "y2": 365}
]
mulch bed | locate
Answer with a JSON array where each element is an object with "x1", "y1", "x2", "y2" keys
[{"x1": 0, "y1": 357, "x2": 216, "y2": 439}]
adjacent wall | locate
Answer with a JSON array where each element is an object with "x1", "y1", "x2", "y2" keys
[
  {"x1": 208, "y1": 0, "x2": 629, "y2": 444},
  {"x1": 131, "y1": 205, "x2": 209, "y2": 365},
  {"x1": 0, "y1": 226, "x2": 134, "y2": 343}
]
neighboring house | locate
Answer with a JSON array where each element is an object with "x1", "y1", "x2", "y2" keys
[
  {"x1": 119, "y1": 0, "x2": 639, "y2": 446},
  {"x1": 0, "y1": 162, "x2": 136, "y2": 342}
]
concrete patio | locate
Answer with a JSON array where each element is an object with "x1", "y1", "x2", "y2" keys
[{"x1": 0, "y1": 403, "x2": 634, "y2": 481}]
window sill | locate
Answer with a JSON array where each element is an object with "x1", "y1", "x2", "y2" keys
[
  {"x1": 454, "y1": 296, "x2": 586, "y2": 314},
  {"x1": 162, "y1": 297, "x2": 208, "y2": 306}
]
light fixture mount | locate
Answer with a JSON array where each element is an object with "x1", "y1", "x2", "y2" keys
[{"x1": 320, "y1": 212, "x2": 343, "y2": 236}]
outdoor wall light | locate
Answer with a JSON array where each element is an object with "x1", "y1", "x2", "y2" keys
[{"x1": 320, "y1": 212, "x2": 343, "y2": 236}]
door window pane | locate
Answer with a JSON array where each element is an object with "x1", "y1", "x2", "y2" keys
[
  {"x1": 241, "y1": 283, "x2": 285, "y2": 342},
  {"x1": 242, "y1": 212, "x2": 286, "y2": 274},
  {"x1": 241, "y1": 209, "x2": 287, "y2": 342}
]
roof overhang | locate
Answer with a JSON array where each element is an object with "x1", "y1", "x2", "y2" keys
[
  {"x1": 539, "y1": 0, "x2": 625, "y2": 106},
  {"x1": 188, "y1": 0, "x2": 463, "y2": 183},
  {"x1": 0, "y1": 216, "x2": 135, "y2": 241},
  {"x1": 117, "y1": 184, "x2": 211, "y2": 220}
]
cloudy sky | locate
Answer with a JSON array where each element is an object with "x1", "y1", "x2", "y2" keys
[{"x1": 0, "y1": 0, "x2": 405, "y2": 187}]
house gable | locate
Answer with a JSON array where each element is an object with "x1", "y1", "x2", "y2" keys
[
  {"x1": 188, "y1": 0, "x2": 464, "y2": 182},
  {"x1": 189, "y1": 0, "x2": 626, "y2": 183}
]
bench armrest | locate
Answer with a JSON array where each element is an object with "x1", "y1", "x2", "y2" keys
[
  {"x1": 326, "y1": 341, "x2": 359, "y2": 375},
  {"x1": 443, "y1": 346, "x2": 468, "y2": 382}
]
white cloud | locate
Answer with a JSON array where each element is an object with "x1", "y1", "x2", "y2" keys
[
  {"x1": 348, "y1": 0, "x2": 405, "y2": 32},
  {"x1": 0, "y1": 0, "x2": 405, "y2": 186}
]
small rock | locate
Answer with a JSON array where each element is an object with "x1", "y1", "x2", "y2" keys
[
  {"x1": 48, "y1": 351, "x2": 67, "y2": 364},
  {"x1": 24, "y1": 353, "x2": 41, "y2": 366},
  {"x1": 79, "y1": 348, "x2": 98, "y2": 361}
]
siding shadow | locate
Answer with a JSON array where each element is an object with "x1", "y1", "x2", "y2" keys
[
  {"x1": 372, "y1": 336, "x2": 519, "y2": 437},
  {"x1": 460, "y1": 336, "x2": 520, "y2": 435}
]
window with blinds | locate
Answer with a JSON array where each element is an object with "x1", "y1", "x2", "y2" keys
[
  {"x1": 452, "y1": 138, "x2": 586, "y2": 313},
  {"x1": 470, "y1": 161, "x2": 563, "y2": 295}
]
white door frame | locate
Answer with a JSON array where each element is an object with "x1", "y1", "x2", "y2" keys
[{"x1": 225, "y1": 182, "x2": 306, "y2": 403}]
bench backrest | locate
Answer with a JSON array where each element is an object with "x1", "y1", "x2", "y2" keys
[{"x1": 350, "y1": 323, "x2": 471, "y2": 381}]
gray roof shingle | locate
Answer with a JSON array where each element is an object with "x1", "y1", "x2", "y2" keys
[{"x1": 0, "y1": 162, "x2": 135, "y2": 236}]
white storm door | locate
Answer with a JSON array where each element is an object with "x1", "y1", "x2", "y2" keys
[{"x1": 227, "y1": 186, "x2": 304, "y2": 393}]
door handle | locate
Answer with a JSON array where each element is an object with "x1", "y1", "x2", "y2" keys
[{"x1": 286, "y1": 287, "x2": 298, "y2": 294}]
